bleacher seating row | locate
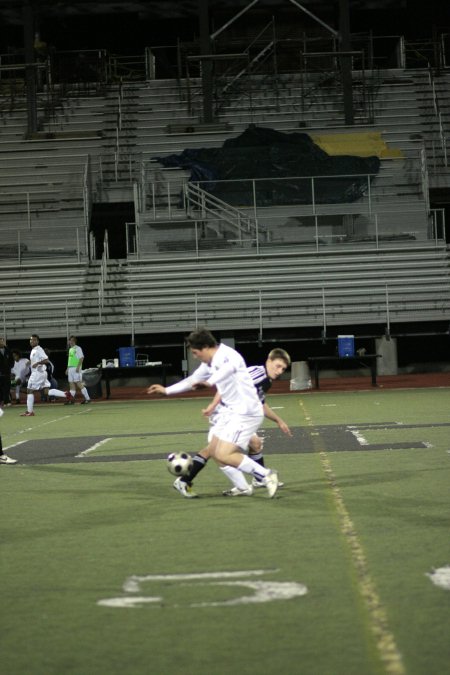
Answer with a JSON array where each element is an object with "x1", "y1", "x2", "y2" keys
[
  {"x1": 1, "y1": 244, "x2": 449, "y2": 340},
  {"x1": 0, "y1": 64, "x2": 449, "y2": 339}
]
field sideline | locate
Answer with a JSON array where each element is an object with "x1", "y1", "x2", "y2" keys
[{"x1": 1, "y1": 387, "x2": 450, "y2": 675}]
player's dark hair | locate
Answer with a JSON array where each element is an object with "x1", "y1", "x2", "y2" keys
[
  {"x1": 186, "y1": 328, "x2": 217, "y2": 350},
  {"x1": 11, "y1": 350, "x2": 22, "y2": 357},
  {"x1": 31, "y1": 334, "x2": 39, "y2": 341},
  {"x1": 268, "y1": 348, "x2": 291, "y2": 367}
]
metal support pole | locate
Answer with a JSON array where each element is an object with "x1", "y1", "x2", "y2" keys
[
  {"x1": 339, "y1": 0, "x2": 354, "y2": 126},
  {"x1": 23, "y1": 1, "x2": 38, "y2": 136},
  {"x1": 258, "y1": 290, "x2": 263, "y2": 345},
  {"x1": 198, "y1": 0, "x2": 214, "y2": 123},
  {"x1": 131, "y1": 296, "x2": 135, "y2": 346}
]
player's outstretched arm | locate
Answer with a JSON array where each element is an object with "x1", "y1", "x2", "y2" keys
[
  {"x1": 147, "y1": 384, "x2": 167, "y2": 395},
  {"x1": 202, "y1": 390, "x2": 222, "y2": 417},
  {"x1": 263, "y1": 402, "x2": 293, "y2": 436},
  {"x1": 192, "y1": 380, "x2": 213, "y2": 390}
]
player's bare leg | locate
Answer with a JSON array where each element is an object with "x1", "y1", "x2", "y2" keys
[{"x1": 211, "y1": 438, "x2": 279, "y2": 498}]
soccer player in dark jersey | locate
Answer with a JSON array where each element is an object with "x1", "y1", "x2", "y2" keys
[{"x1": 172, "y1": 348, "x2": 292, "y2": 497}]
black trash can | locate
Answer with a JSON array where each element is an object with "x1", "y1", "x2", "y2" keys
[{"x1": 82, "y1": 368, "x2": 102, "y2": 399}]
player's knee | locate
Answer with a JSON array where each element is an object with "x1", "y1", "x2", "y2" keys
[{"x1": 249, "y1": 439, "x2": 262, "y2": 455}]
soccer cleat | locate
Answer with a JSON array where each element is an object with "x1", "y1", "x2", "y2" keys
[
  {"x1": 263, "y1": 470, "x2": 279, "y2": 498},
  {"x1": 222, "y1": 486, "x2": 253, "y2": 497},
  {"x1": 173, "y1": 477, "x2": 198, "y2": 498},
  {"x1": 80, "y1": 399, "x2": 91, "y2": 405},
  {"x1": 20, "y1": 411, "x2": 35, "y2": 417},
  {"x1": 252, "y1": 477, "x2": 284, "y2": 489},
  {"x1": 0, "y1": 454, "x2": 17, "y2": 465}
]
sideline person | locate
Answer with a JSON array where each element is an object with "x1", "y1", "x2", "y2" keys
[
  {"x1": 147, "y1": 328, "x2": 279, "y2": 499},
  {"x1": 65, "y1": 336, "x2": 90, "y2": 404},
  {"x1": 0, "y1": 336, "x2": 13, "y2": 406}
]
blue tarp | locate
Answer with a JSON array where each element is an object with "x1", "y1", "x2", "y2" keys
[{"x1": 154, "y1": 125, "x2": 380, "y2": 206}]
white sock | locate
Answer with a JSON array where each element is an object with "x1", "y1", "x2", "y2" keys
[
  {"x1": 48, "y1": 388, "x2": 67, "y2": 398},
  {"x1": 27, "y1": 393, "x2": 34, "y2": 413},
  {"x1": 80, "y1": 387, "x2": 90, "y2": 401},
  {"x1": 220, "y1": 465, "x2": 250, "y2": 491},
  {"x1": 238, "y1": 455, "x2": 269, "y2": 481},
  {"x1": 69, "y1": 390, "x2": 76, "y2": 399},
  {"x1": 15, "y1": 385, "x2": 20, "y2": 400}
]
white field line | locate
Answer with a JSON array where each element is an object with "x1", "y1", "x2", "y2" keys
[
  {"x1": 76, "y1": 438, "x2": 112, "y2": 458},
  {"x1": 3, "y1": 440, "x2": 27, "y2": 451},
  {"x1": 3, "y1": 408, "x2": 92, "y2": 441},
  {"x1": 348, "y1": 428, "x2": 370, "y2": 446}
]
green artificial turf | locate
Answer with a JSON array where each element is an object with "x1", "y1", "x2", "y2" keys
[{"x1": 1, "y1": 388, "x2": 449, "y2": 675}]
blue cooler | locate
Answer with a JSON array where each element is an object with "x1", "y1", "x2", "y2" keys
[
  {"x1": 338, "y1": 335, "x2": 355, "y2": 358},
  {"x1": 118, "y1": 347, "x2": 136, "y2": 367}
]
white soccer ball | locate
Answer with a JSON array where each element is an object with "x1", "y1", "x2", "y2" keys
[{"x1": 167, "y1": 452, "x2": 193, "y2": 477}]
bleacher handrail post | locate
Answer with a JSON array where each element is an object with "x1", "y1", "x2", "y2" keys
[
  {"x1": 26, "y1": 192, "x2": 31, "y2": 230},
  {"x1": 194, "y1": 220, "x2": 199, "y2": 259},
  {"x1": 385, "y1": 284, "x2": 391, "y2": 336},
  {"x1": 420, "y1": 146, "x2": 430, "y2": 213},
  {"x1": 258, "y1": 289, "x2": 263, "y2": 343},
  {"x1": 65, "y1": 300, "x2": 69, "y2": 338},
  {"x1": 311, "y1": 177, "x2": 316, "y2": 215},
  {"x1": 322, "y1": 288, "x2": 327, "y2": 337},
  {"x1": 76, "y1": 228, "x2": 80, "y2": 263}
]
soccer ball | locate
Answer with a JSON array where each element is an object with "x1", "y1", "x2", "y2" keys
[{"x1": 167, "y1": 452, "x2": 193, "y2": 477}]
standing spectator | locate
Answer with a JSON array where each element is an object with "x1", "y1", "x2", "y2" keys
[
  {"x1": 65, "y1": 336, "x2": 90, "y2": 404},
  {"x1": 10, "y1": 350, "x2": 31, "y2": 404},
  {"x1": 20, "y1": 334, "x2": 50, "y2": 417},
  {"x1": 0, "y1": 336, "x2": 13, "y2": 407}
]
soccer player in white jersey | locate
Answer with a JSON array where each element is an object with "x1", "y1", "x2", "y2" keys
[
  {"x1": 172, "y1": 348, "x2": 292, "y2": 497},
  {"x1": 10, "y1": 350, "x2": 31, "y2": 404},
  {"x1": 147, "y1": 328, "x2": 279, "y2": 498},
  {"x1": 205, "y1": 348, "x2": 292, "y2": 494},
  {"x1": 20, "y1": 334, "x2": 51, "y2": 417}
]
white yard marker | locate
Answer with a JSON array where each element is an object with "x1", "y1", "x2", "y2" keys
[{"x1": 98, "y1": 569, "x2": 307, "y2": 609}]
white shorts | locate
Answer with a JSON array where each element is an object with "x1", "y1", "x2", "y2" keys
[
  {"x1": 209, "y1": 410, "x2": 263, "y2": 450},
  {"x1": 28, "y1": 370, "x2": 50, "y2": 391},
  {"x1": 68, "y1": 367, "x2": 82, "y2": 384}
]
